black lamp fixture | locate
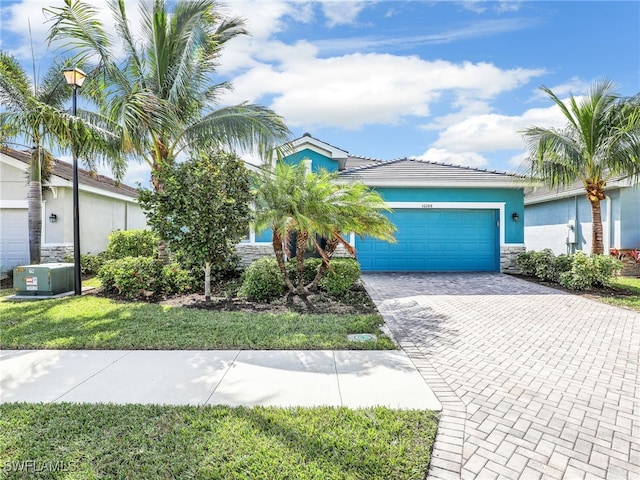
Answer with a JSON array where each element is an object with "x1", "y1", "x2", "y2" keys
[
  {"x1": 49, "y1": 213, "x2": 57, "y2": 223},
  {"x1": 62, "y1": 67, "x2": 87, "y2": 296},
  {"x1": 511, "y1": 212, "x2": 520, "y2": 222}
]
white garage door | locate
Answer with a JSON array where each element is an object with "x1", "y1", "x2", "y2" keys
[{"x1": 0, "y1": 209, "x2": 29, "y2": 274}]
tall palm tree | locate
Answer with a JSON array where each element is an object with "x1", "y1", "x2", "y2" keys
[
  {"x1": 0, "y1": 52, "x2": 121, "y2": 264},
  {"x1": 523, "y1": 80, "x2": 640, "y2": 254},
  {"x1": 45, "y1": 0, "x2": 291, "y2": 260},
  {"x1": 254, "y1": 162, "x2": 395, "y2": 296}
]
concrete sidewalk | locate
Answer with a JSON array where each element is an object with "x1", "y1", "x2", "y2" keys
[{"x1": 0, "y1": 349, "x2": 442, "y2": 410}]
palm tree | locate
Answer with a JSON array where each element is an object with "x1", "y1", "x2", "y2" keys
[
  {"x1": 523, "y1": 80, "x2": 640, "y2": 254},
  {"x1": 254, "y1": 162, "x2": 395, "y2": 296},
  {"x1": 0, "y1": 52, "x2": 121, "y2": 264},
  {"x1": 45, "y1": 0, "x2": 291, "y2": 261},
  {"x1": 307, "y1": 181, "x2": 396, "y2": 291}
]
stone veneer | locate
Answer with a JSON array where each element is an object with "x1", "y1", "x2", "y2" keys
[
  {"x1": 41, "y1": 245, "x2": 74, "y2": 264},
  {"x1": 500, "y1": 245, "x2": 525, "y2": 274},
  {"x1": 235, "y1": 242, "x2": 352, "y2": 267}
]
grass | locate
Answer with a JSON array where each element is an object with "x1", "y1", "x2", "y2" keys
[
  {"x1": 0, "y1": 295, "x2": 394, "y2": 350},
  {"x1": 0, "y1": 403, "x2": 438, "y2": 480},
  {"x1": 600, "y1": 276, "x2": 640, "y2": 312}
]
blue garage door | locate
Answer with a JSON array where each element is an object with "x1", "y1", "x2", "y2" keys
[{"x1": 356, "y1": 209, "x2": 499, "y2": 272}]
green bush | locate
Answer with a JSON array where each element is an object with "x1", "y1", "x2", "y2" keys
[
  {"x1": 559, "y1": 253, "x2": 623, "y2": 290},
  {"x1": 105, "y1": 230, "x2": 158, "y2": 260},
  {"x1": 516, "y1": 249, "x2": 572, "y2": 282},
  {"x1": 161, "y1": 263, "x2": 195, "y2": 295},
  {"x1": 64, "y1": 252, "x2": 107, "y2": 275},
  {"x1": 550, "y1": 254, "x2": 572, "y2": 282},
  {"x1": 319, "y1": 258, "x2": 361, "y2": 296},
  {"x1": 98, "y1": 257, "x2": 163, "y2": 298},
  {"x1": 287, "y1": 257, "x2": 322, "y2": 285},
  {"x1": 515, "y1": 250, "x2": 536, "y2": 276},
  {"x1": 238, "y1": 257, "x2": 285, "y2": 302}
]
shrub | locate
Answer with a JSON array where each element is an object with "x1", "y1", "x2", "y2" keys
[
  {"x1": 161, "y1": 263, "x2": 195, "y2": 295},
  {"x1": 515, "y1": 250, "x2": 536, "y2": 276},
  {"x1": 287, "y1": 257, "x2": 322, "y2": 286},
  {"x1": 559, "y1": 252, "x2": 623, "y2": 290},
  {"x1": 64, "y1": 252, "x2": 107, "y2": 275},
  {"x1": 319, "y1": 258, "x2": 361, "y2": 297},
  {"x1": 105, "y1": 230, "x2": 158, "y2": 260},
  {"x1": 549, "y1": 254, "x2": 572, "y2": 282},
  {"x1": 238, "y1": 257, "x2": 285, "y2": 302},
  {"x1": 98, "y1": 257, "x2": 163, "y2": 298}
]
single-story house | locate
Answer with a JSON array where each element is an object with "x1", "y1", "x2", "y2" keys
[
  {"x1": 237, "y1": 134, "x2": 526, "y2": 273},
  {"x1": 0, "y1": 147, "x2": 147, "y2": 276},
  {"x1": 524, "y1": 176, "x2": 640, "y2": 255}
]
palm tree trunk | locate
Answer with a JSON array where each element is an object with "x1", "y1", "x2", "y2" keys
[
  {"x1": 272, "y1": 232, "x2": 295, "y2": 292},
  {"x1": 590, "y1": 199, "x2": 604, "y2": 255},
  {"x1": 27, "y1": 147, "x2": 43, "y2": 264},
  {"x1": 308, "y1": 237, "x2": 339, "y2": 291},
  {"x1": 151, "y1": 169, "x2": 171, "y2": 264},
  {"x1": 295, "y1": 231, "x2": 308, "y2": 294}
]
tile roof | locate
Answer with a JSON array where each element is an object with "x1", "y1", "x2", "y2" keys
[
  {"x1": 338, "y1": 157, "x2": 524, "y2": 187},
  {"x1": 2, "y1": 147, "x2": 138, "y2": 199},
  {"x1": 344, "y1": 155, "x2": 386, "y2": 169},
  {"x1": 524, "y1": 174, "x2": 637, "y2": 203}
]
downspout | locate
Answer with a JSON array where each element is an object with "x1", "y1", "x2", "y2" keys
[
  {"x1": 606, "y1": 194, "x2": 613, "y2": 252},
  {"x1": 574, "y1": 195, "x2": 579, "y2": 253}
]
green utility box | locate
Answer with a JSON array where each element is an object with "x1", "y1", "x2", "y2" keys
[{"x1": 13, "y1": 263, "x2": 75, "y2": 296}]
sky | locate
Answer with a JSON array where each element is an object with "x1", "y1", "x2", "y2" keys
[{"x1": 1, "y1": 0, "x2": 639, "y2": 187}]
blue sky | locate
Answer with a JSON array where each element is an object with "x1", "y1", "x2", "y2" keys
[{"x1": 1, "y1": 0, "x2": 639, "y2": 187}]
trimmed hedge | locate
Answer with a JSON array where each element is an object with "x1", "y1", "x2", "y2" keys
[
  {"x1": 516, "y1": 250, "x2": 622, "y2": 290},
  {"x1": 320, "y1": 258, "x2": 361, "y2": 296},
  {"x1": 238, "y1": 257, "x2": 285, "y2": 302},
  {"x1": 98, "y1": 257, "x2": 192, "y2": 298}
]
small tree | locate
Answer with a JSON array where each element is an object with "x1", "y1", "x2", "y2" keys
[{"x1": 138, "y1": 151, "x2": 251, "y2": 300}]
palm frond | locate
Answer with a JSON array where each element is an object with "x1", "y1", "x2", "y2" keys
[
  {"x1": 183, "y1": 103, "x2": 291, "y2": 160},
  {"x1": 44, "y1": 0, "x2": 114, "y2": 66}
]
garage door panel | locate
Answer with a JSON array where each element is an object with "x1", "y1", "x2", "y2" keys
[
  {"x1": 0, "y1": 209, "x2": 30, "y2": 273},
  {"x1": 356, "y1": 209, "x2": 498, "y2": 272}
]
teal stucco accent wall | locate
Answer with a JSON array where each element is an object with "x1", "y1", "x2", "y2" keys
[
  {"x1": 374, "y1": 187, "x2": 525, "y2": 244},
  {"x1": 282, "y1": 148, "x2": 338, "y2": 173}
]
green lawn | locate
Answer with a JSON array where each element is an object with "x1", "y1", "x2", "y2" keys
[
  {"x1": 602, "y1": 276, "x2": 640, "y2": 312},
  {"x1": 0, "y1": 403, "x2": 437, "y2": 480},
  {"x1": 0, "y1": 295, "x2": 394, "y2": 350}
]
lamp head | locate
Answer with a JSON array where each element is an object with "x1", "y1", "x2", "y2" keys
[{"x1": 62, "y1": 67, "x2": 87, "y2": 88}]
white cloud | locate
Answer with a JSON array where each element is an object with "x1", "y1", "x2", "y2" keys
[
  {"x1": 1, "y1": 0, "x2": 53, "y2": 60},
  {"x1": 412, "y1": 148, "x2": 489, "y2": 169},
  {"x1": 530, "y1": 76, "x2": 590, "y2": 101},
  {"x1": 222, "y1": 50, "x2": 544, "y2": 129},
  {"x1": 508, "y1": 151, "x2": 528, "y2": 169},
  {"x1": 322, "y1": 1, "x2": 368, "y2": 27},
  {"x1": 432, "y1": 103, "x2": 568, "y2": 153}
]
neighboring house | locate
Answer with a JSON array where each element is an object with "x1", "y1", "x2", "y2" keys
[
  {"x1": 524, "y1": 176, "x2": 640, "y2": 255},
  {"x1": 237, "y1": 134, "x2": 526, "y2": 273},
  {"x1": 0, "y1": 147, "x2": 147, "y2": 276}
]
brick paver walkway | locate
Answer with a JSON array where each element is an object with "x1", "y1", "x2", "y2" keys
[{"x1": 363, "y1": 273, "x2": 640, "y2": 480}]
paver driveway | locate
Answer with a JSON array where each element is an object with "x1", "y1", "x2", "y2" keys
[{"x1": 363, "y1": 273, "x2": 640, "y2": 480}]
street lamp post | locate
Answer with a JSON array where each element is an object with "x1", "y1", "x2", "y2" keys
[{"x1": 62, "y1": 67, "x2": 87, "y2": 296}]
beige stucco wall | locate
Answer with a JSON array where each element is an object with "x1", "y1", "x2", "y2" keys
[
  {"x1": 42, "y1": 187, "x2": 147, "y2": 254},
  {"x1": 0, "y1": 160, "x2": 28, "y2": 199}
]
